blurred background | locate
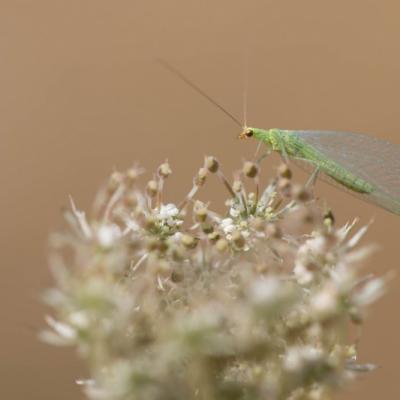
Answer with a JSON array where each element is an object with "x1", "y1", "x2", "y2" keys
[{"x1": 2, "y1": 1, "x2": 400, "y2": 399}]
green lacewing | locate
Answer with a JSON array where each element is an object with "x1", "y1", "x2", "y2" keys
[
  {"x1": 239, "y1": 127, "x2": 400, "y2": 215},
  {"x1": 160, "y1": 60, "x2": 400, "y2": 215}
]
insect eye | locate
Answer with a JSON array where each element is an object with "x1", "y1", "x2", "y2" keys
[{"x1": 245, "y1": 128, "x2": 253, "y2": 137}]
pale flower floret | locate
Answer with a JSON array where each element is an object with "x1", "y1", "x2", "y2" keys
[
  {"x1": 229, "y1": 207, "x2": 240, "y2": 218},
  {"x1": 311, "y1": 286, "x2": 338, "y2": 318},
  {"x1": 154, "y1": 203, "x2": 182, "y2": 229},
  {"x1": 68, "y1": 311, "x2": 90, "y2": 329},
  {"x1": 298, "y1": 235, "x2": 326, "y2": 258},
  {"x1": 294, "y1": 262, "x2": 314, "y2": 285},
  {"x1": 122, "y1": 217, "x2": 140, "y2": 234},
  {"x1": 330, "y1": 262, "x2": 354, "y2": 293},
  {"x1": 221, "y1": 218, "x2": 235, "y2": 234},
  {"x1": 352, "y1": 277, "x2": 386, "y2": 306},
  {"x1": 45, "y1": 316, "x2": 77, "y2": 339},
  {"x1": 347, "y1": 224, "x2": 369, "y2": 248},
  {"x1": 251, "y1": 277, "x2": 282, "y2": 305},
  {"x1": 284, "y1": 346, "x2": 323, "y2": 372},
  {"x1": 158, "y1": 203, "x2": 179, "y2": 219},
  {"x1": 294, "y1": 235, "x2": 328, "y2": 285},
  {"x1": 220, "y1": 218, "x2": 250, "y2": 247},
  {"x1": 40, "y1": 316, "x2": 77, "y2": 346},
  {"x1": 171, "y1": 231, "x2": 183, "y2": 242},
  {"x1": 241, "y1": 229, "x2": 250, "y2": 238},
  {"x1": 250, "y1": 277, "x2": 295, "y2": 312},
  {"x1": 96, "y1": 224, "x2": 122, "y2": 247},
  {"x1": 76, "y1": 379, "x2": 96, "y2": 386}
]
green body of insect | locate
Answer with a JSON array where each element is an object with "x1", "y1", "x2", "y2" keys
[
  {"x1": 240, "y1": 127, "x2": 400, "y2": 215},
  {"x1": 250, "y1": 128, "x2": 373, "y2": 193}
]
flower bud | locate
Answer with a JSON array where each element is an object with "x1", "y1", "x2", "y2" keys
[
  {"x1": 158, "y1": 162, "x2": 172, "y2": 178},
  {"x1": 195, "y1": 207, "x2": 208, "y2": 223},
  {"x1": 147, "y1": 237, "x2": 168, "y2": 253},
  {"x1": 205, "y1": 156, "x2": 219, "y2": 173},
  {"x1": 248, "y1": 192, "x2": 256, "y2": 203},
  {"x1": 147, "y1": 238, "x2": 159, "y2": 252},
  {"x1": 181, "y1": 234, "x2": 198, "y2": 249},
  {"x1": 146, "y1": 180, "x2": 158, "y2": 197},
  {"x1": 126, "y1": 167, "x2": 140, "y2": 184},
  {"x1": 201, "y1": 222, "x2": 214, "y2": 234},
  {"x1": 278, "y1": 178, "x2": 291, "y2": 197},
  {"x1": 123, "y1": 193, "x2": 138, "y2": 208},
  {"x1": 243, "y1": 161, "x2": 258, "y2": 178},
  {"x1": 153, "y1": 259, "x2": 171, "y2": 277},
  {"x1": 232, "y1": 180, "x2": 243, "y2": 193},
  {"x1": 349, "y1": 307, "x2": 364, "y2": 324},
  {"x1": 250, "y1": 217, "x2": 265, "y2": 231},
  {"x1": 215, "y1": 238, "x2": 228, "y2": 252},
  {"x1": 171, "y1": 269, "x2": 184, "y2": 283},
  {"x1": 266, "y1": 223, "x2": 282, "y2": 239},
  {"x1": 292, "y1": 185, "x2": 311, "y2": 202},
  {"x1": 208, "y1": 231, "x2": 221, "y2": 243},
  {"x1": 195, "y1": 168, "x2": 207, "y2": 186},
  {"x1": 108, "y1": 171, "x2": 124, "y2": 193},
  {"x1": 170, "y1": 246, "x2": 185, "y2": 262},
  {"x1": 323, "y1": 210, "x2": 335, "y2": 227},
  {"x1": 232, "y1": 231, "x2": 246, "y2": 248},
  {"x1": 144, "y1": 216, "x2": 156, "y2": 231},
  {"x1": 277, "y1": 164, "x2": 292, "y2": 179}
]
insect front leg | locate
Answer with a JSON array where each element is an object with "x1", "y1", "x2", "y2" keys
[{"x1": 256, "y1": 149, "x2": 272, "y2": 166}]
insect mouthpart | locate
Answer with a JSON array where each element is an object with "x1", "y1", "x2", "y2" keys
[{"x1": 239, "y1": 128, "x2": 254, "y2": 139}]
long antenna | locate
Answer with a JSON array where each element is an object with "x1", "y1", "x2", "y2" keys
[
  {"x1": 243, "y1": 51, "x2": 249, "y2": 128},
  {"x1": 157, "y1": 58, "x2": 242, "y2": 128}
]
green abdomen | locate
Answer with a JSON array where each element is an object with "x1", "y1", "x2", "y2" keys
[{"x1": 282, "y1": 133, "x2": 374, "y2": 194}]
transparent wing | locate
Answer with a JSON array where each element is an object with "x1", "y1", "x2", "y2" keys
[{"x1": 291, "y1": 130, "x2": 400, "y2": 215}]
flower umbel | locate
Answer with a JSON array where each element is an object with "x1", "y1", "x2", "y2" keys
[{"x1": 42, "y1": 158, "x2": 386, "y2": 400}]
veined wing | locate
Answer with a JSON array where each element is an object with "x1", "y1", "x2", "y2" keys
[{"x1": 290, "y1": 130, "x2": 400, "y2": 215}]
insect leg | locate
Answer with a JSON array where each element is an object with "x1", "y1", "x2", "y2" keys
[
  {"x1": 291, "y1": 156, "x2": 321, "y2": 189},
  {"x1": 256, "y1": 149, "x2": 272, "y2": 166},
  {"x1": 277, "y1": 136, "x2": 289, "y2": 165},
  {"x1": 306, "y1": 166, "x2": 321, "y2": 189}
]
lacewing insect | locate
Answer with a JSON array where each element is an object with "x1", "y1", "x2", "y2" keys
[
  {"x1": 159, "y1": 60, "x2": 400, "y2": 215},
  {"x1": 239, "y1": 127, "x2": 400, "y2": 215}
]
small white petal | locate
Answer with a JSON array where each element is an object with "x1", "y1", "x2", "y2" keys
[
  {"x1": 68, "y1": 311, "x2": 90, "y2": 329},
  {"x1": 96, "y1": 224, "x2": 122, "y2": 247},
  {"x1": 284, "y1": 346, "x2": 323, "y2": 372},
  {"x1": 294, "y1": 263, "x2": 314, "y2": 285},
  {"x1": 353, "y1": 278, "x2": 385, "y2": 306},
  {"x1": 229, "y1": 208, "x2": 240, "y2": 218},
  {"x1": 158, "y1": 203, "x2": 179, "y2": 219},
  {"x1": 311, "y1": 287, "x2": 338, "y2": 317},
  {"x1": 220, "y1": 218, "x2": 236, "y2": 235},
  {"x1": 39, "y1": 330, "x2": 74, "y2": 346},
  {"x1": 348, "y1": 224, "x2": 369, "y2": 248},
  {"x1": 76, "y1": 378, "x2": 96, "y2": 386},
  {"x1": 45, "y1": 316, "x2": 77, "y2": 339},
  {"x1": 69, "y1": 196, "x2": 92, "y2": 239}
]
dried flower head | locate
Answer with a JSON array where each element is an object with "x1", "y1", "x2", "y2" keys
[{"x1": 42, "y1": 159, "x2": 386, "y2": 400}]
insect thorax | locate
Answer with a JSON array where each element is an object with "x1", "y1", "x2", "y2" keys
[
  {"x1": 252, "y1": 128, "x2": 302, "y2": 156},
  {"x1": 267, "y1": 129, "x2": 285, "y2": 151},
  {"x1": 260, "y1": 129, "x2": 293, "y2": 153},
  {"x1": 252, "y1": 128, "x2": 281, "y2": 150}
]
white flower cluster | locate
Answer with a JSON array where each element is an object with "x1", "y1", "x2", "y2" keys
[{"x1": 42, "y1": 158, "x2": 386, "y2": 400}]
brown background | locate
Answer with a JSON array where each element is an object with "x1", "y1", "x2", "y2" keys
[{"x1": 2, "y1": 1, "x2": 400, "y2": 399}]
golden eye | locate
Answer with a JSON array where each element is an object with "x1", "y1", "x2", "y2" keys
[{"x1": 245, "y1": 128, "x2": 253, "y2": 137}]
